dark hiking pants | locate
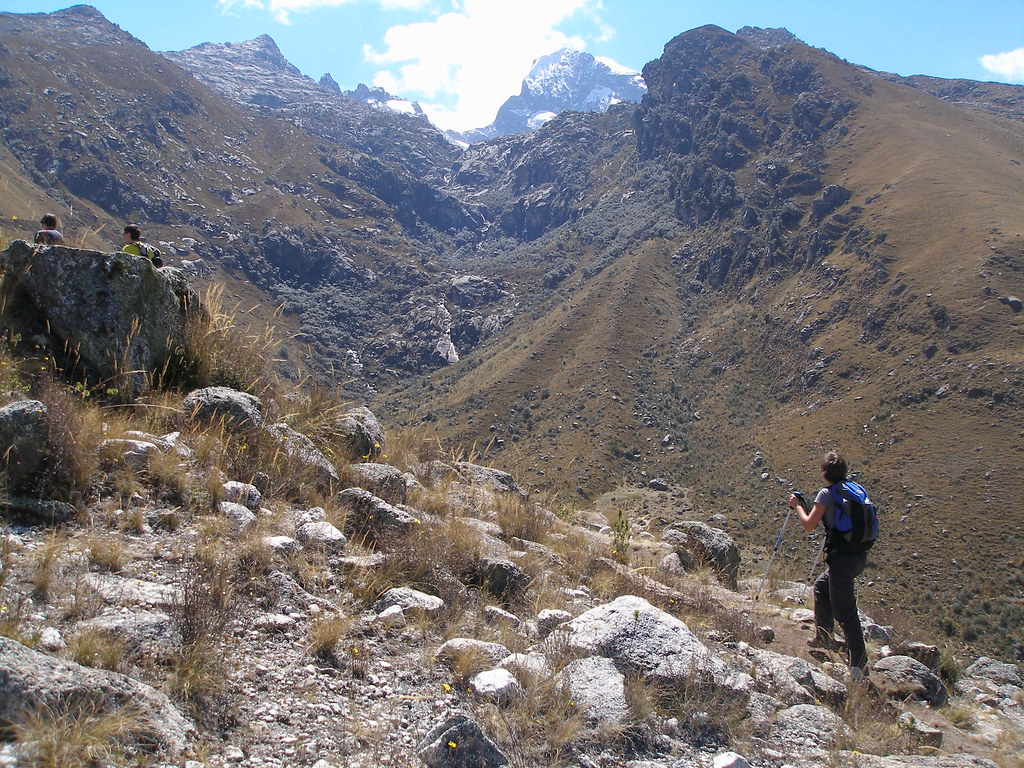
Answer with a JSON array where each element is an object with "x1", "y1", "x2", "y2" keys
[{"x1": 813, "y1": 550, "x2": 869, "y2": 669}]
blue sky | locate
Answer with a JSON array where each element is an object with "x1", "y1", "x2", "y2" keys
[{"x1": 4, "y1": 0, "x2": 1023, "y2": 131}]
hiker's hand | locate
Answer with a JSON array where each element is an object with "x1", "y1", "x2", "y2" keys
[{"x1": 788, "y1": 493, "x2": 800, "y2": 509}]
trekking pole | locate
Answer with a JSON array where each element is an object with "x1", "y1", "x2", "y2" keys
[{"x1": 755, "y1": 494, "x2": 799, "y2": 600}]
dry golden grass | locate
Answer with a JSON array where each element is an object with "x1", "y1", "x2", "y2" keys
[
  {"x1": 68, "y1": 626, "x2": 125, "y2": 672},
  {"x1": 11, "y1": 699, "x2": 142, "y2": 768},
  {"x1": 83, "y1": 532, "x2": 130, "y2": 573},
  {"x1": 29, "y1": 533, "x2": 66, "y2": 601}
]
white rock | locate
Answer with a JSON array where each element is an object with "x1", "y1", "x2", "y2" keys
[
  {"x1": 219, "y1": 501, "x2": 257, "y2": 534},
  {"x1": 295, "y1": 521, "x2": 347, "y2": 552},
  {"x1": 374, "y1": 587, "x2": 444, "y2": 616},
  {"x1": 222, "y1": 480, "x2": 261, "y2": 510},
  {"x1": 263, "y1": 535, "x2": 301, "y2": 554},
  {"x1": 435, "y1": 638, "x2": 510, "y2": 668},
  {"x1": 376, "y1": 605, "x2": 407, "y2": 628},
  {"x1": 713, "y1": 752, "x2": 752, "y2": 768},
  {"x1": 470, "y1": 668, "x2": 523, "y2": 705},
  {"x1": 561, "y1": 656, "x2": 628, "y2": 726},
  {"x1": 37, "y1": 627, "x2": 65, "y2": 651}
]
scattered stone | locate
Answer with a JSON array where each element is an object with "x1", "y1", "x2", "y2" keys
[
  {"x1": 334, "y1": 406, "x2": 385, "y2": 460},
  {"x1": 662, "y1": 521, "x2": 740, "y2": 589},
  {"x1": 295, "y1": 521, "x2": 347, "y2": 552},
  {"x1": 768, "y1": 703, "x2": 848, "y2": 754},
  {"x1": 418, "y1": 713, "x2": 509, "y2": 768},
  {"x1": 962, "y1": 656, "x2": 1024, "y2": 688},
  {"x1": 183, "y1": 386, "x2": 263, "y2": 431},
  {"x1": 484, "y1": 605, "x2": 521, "y2": 627},
  {"x1": 561, "y1": 656, "x2": 629, "y2": 727},
  {"x1": 648, "y1": 478, "x2": 669, "y2": 491},
  {"x1": 454, "y1": 462, "x2": 528, "y2": 498},
  {"x1": 255, "y1": 613, "x2": 296, "y2": 633},
  {"x1": 470, "y1": 668, "x2": 523, "y2": 705},
  {"x1": 222, "y1": 480, "x2": 262, "y2": 510},
  {"x1": 82, "y1": 573, "x2": 181, "y2": 608},
  {"x1": 374, "y1": 587, "x2": 445, "y2": 616},
  {"x1": 264, "y1": 422, "x2": 340, "y2": 492},
  {"x1": 376, "y1": 605, "x2": 407, "y2": 628},
  {"x1": 872, "y1": 655, "x2": 948, "y2": 706},
  {"x1": 37, "y1": 627, "x2": 65, "y2": 651},
  {"x1": 713, "y1": 752, "x2": 752, "y2": 768},
  {"x1": 898, "y1": 712, "x2": 944, "y2": 751}
]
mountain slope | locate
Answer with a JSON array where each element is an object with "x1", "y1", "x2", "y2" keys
[{"x1": 385, "y1": 26, "x2": 1024, "y2": 655}]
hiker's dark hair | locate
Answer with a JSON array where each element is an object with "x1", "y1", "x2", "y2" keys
[
  {"x1": 40, "y1": 213, "x2": 59, "y2": 229},
  {"x1": 124, "y1": 224, "x2": 142, "y2": 240},
  {"x1": 821, "y1": 451, "x2": 848, "y2": 484}
]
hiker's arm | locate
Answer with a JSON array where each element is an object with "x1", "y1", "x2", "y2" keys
[{"x1": 789, "y1": 494, "x2": 826, "y2": 531}]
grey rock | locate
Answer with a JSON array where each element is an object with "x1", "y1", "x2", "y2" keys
[
  {"x1": 219, "y1": 501, "x2": 257, "y2": 534},
  {"x1": 713, "y1": 753, "x2": 752, "y2": 768},
  {"x1": 222, "y1": 480, "x2": 262, "y2": 510},
  {"x1": 740, "y1": 644, "x2": 846, "y2": 706},
  {"x1": 0, "y1": 635, "x2": 191, "y2": 755},
  {"x1": 548, "y1": 595, "x2": 752, "y2": 694},
  {"x1": 1000, "y1": 295, "x2": 1023, "y2": 312},
  {"x1": 295, "y1": 521, "x2": 347, "y2": 552},
  {"x1": 374, "y1": 587, "x2": 444, "y2": 616},
  {"x1": 100, "y1": 438, "x2": 160, "y2": 470},
  {"x1": 417, "y1": 713, "x2": 509, "y2": 768},
  {"x1": 537, "y1": 608, "x2": 573, "y2": 637},
  {"x1": 648, "y1": 478, "x2": 669, "y2": 491},
  {"x1": 499, "y1": 652, "x2": 552, "y2": 682},
  {"x1": 262, "y1": 535, "x2": 301, "y2": 554},
  {"x1": 470, "y1": 668, "x2": 523, "y2": 705},
  {"x1": 333, "y1": 406, "x2": 386, "y2": 460},
  {"x1": 435, "y1": 638, "x2": 511, "y2": 669},
  {"x1": 183, "y1": 386, "x2": 263, "y2": 431},
  {"x1": 1, "y1": 242, "x2": 201, "y2": 397},
  {"x1": 962, "y1": 656, "x2": 1023, "y2": 688},
  {"x1": 350, "y1": 462, "x2": 407, "y2": 505},
  {"x1": 263, "y1": 422, "x2": 340, "y2": 492},
  {"x1": 76, "y1": 610, "x2": 181, "y2": 657},
  {"x1": 2, "y1": 497, "x2": 75, "y2": 524},
  {"x1": 662, "y1": 521, "x2": 740, "y2": 590},
  {"x1": 560, "y1": 656, "x2": 629, "y2": 726},
  {"x1": 483, "y1": 605, "x2": 521, "y2": 627},
  {"x1": 0, "y1": 400, "x2": 49, "y2": 490},
  {"x1": 454, "y1": 462, "x2": 528, "y2": 498},
  {"x1": 872, "y1": 655, "x2": 948, "y2": 706},
  {"x1": 768, "y1": 703, "x2": 847, "y2": 753},
  {"x1": 337, "y1": 487, "x2": 420, "y2": 542},
  {"x1": 82, "y1": 573, "x2": 182, "y2": 607},
  {"x1": 466, "y1": 555, "x2": 531, "y2": 599},
  {"x1": 37, "y1": 627, "x2": 65, "y2": 652}
]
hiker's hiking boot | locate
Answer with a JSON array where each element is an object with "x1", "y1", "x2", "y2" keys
[{"x1": 807, "y1": 631, "x2": 840, "y2": 651}]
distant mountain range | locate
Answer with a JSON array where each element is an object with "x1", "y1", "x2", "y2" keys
[{"x1": 1, "y1": 6, "x2": 1024, "y2": 659}]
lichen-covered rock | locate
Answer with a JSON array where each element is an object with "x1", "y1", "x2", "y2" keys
[
  {"x1": 264, "y1": 422, "x2": 339, "y2": 492},
  {"x1": 872, "y1": 655, "x2": 948, "y2": 706},
  {"x1": 350, "y1": 462, "x2": 407, "y2": 505},
  {"x1": 561, "y1": 656, "x2": 629, "y2": 726},
  {"x1": 663, "y1": 521, "x2": 740, "y2": 590},
  {"x1": 333, "y1": 406, "x2": 385, "y2": 460},
  {"x1": 0, "y1": 399, "x2": 49, "y2": 490},
  {"x1": 417, "y1": 713, "x2": 509, "y2": 768},
  {"x1": 183, "y1": 386, "x2": 263, "y2": 431},
  {"x1": 337, "y1": 487, "x2": 420, "y2": 542},
  {"x1": 0, "y1": 635, "x2": 191, "y2": 755},
  {"x1": 547, "y1": 595, "x2": 752, "y2": 694},
  {"x1": 1, "y1": 241, "x2": 201, "y2": 396},
  {"x1": 454, "y1": 461, "x2": 528, "y2": 498}
]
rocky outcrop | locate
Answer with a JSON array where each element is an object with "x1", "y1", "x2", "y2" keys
[
  {"x1": 663, "y1": 521, "x2": 741, "y2": 589},
  {"x1": 1, "y1": 242, "x2": 201, "y2": 395},
  {"x1": 0, "y1": 635, "x2": 192, "y2": 756}
]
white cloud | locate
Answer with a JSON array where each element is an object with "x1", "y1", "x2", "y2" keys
[
  {"x1": 980, "y1": 47, "x2": 1024, "y2": 81},
  {"x1": 364, "y1": 0, "x2": 610, "y2": 131}
]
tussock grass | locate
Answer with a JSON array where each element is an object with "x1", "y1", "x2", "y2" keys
[
  {"x1": 68, "y1": 626, "x2": 125, "y2": 672},
  {"x1": 11, "y1": 699, "x2": 142, "y2": 768},
  {"x1": 83, "y1": 532, "x2": 130, "y2": 573},
  {"x1": 29, "y1": 533, "x2": 66, "y2": 601}
]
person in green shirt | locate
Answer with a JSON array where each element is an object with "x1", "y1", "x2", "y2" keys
[{"x1": 121, "y1": 224, "x2": 162, "y2": 267}]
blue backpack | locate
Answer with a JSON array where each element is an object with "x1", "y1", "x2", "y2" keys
[{"x1": 828, "y1": 481, "x2": 878, "y2": 553}]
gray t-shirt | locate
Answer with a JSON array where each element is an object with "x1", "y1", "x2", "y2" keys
[{"x1": 814, "y1": 485, "x2": 838, "y2": 531}]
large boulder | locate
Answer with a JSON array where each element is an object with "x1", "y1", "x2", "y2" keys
[
  {"x1": 263, "y1": 422, "x2": 340, "y2": 492},
  {"x1": 546, "y1": 595, "x2": 752, "y2": 694},
  {"x1": 333, "y1": 406, "x2": 386, "y2": 459},
  {"x1": 455, "y1": 462, "x2": 528, "y2": 498},
  {"x1": 872, "y1": 655, "x2": 948, "y2": 706},
  {"x1": 350, "y1": 462, "x2": 406, "y2": 505},
  {"x1": 663, "y1": 521, "x2": 740, "y2": 590},
  {"x1": 560, "y1": 656, "x2": 629, "y2": 727},
  {"x1": 337, "y1": 488, "x2": 420, "y2": 543},
  {"x1": 1, "y1": 241, "x2": 200, "y2": 395},
  {"x1": 182, "y1": 386, "x2": 263, "y2": 432},
  {"x1": 0, "y1": 635, "x2": 191, "y2": 755}
]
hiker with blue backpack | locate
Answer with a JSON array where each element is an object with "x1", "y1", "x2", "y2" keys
[{"x1": 789, "y1": 451, "x2": 879, "y2": 675}]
